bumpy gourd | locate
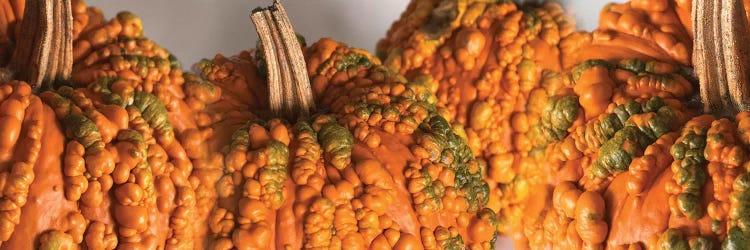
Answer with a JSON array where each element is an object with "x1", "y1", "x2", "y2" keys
[
  {"x1": 195, "y1": 36, "x2": 497, "y2": 249},
  {"x1": 379, "y1": 0, "x2": 750, "y2": 249},
  {"x1": 378, "y1": 1, "x2": 579, "y2": 238},
  {"x1": 0, "y1": 1, "x2": 221, "y2": 249}
]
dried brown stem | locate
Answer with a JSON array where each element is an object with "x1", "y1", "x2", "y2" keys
[
  {"x1": 272, "y1": 3, "x2": 315, "y2": 114},
  {"x1": 694, "y1": 0, "x2": 750, "y2": 116},
  {"x1": 8, "y1": 0, "x2": 73, "y2": 91},
  {"x1": 722, "y1": 0, "x2": 750, "y2": 111},
  {"x1": 251, "y1": 0, "x2": 315, "y2": 119},
  {"x1": 251, "y1": 12, "x2": 282, "y2": 114}
]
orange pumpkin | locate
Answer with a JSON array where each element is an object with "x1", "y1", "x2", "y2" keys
[
  {"x1": 0, "y1": 0, "x2": 216, "y2": 248},
  {"x1": 191, "y1": 3, "x2": 496, "y2": 248},
  {"x1": 378, "y1": 2, "x2": 578, "y2": 239},
  {"x1": 379, "y1": 0, "x2": 750, "y2": 248}
]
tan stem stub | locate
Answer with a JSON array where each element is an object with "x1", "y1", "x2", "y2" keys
[
  {"x1": 694, "y1": 0, "x2": 750, "y2": 116},
  {"x1": 8, "y1": 0, "x2": 73, "y2": 91},
  {"x1": 251, "y1": 11, "x2": 283, "y2": 114},
  {"x1": 722, "y1": 0, "x2": 750, "y2": 111},
  {"x1": 251, "y1": 0, "x2": 315, "y2": 119}
]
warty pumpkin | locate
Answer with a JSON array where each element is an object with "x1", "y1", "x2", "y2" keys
[
  {"x1": 190, "y1": 2, "x2": 497, "y2": 249},
  {"x1": 377, "y1": 1, "x2": 578, "y2": 239},
  {"x1": 379, "y1": 1, "x2": 747, "y2": 249},
  {"x1": 379, "y1": 0, "x2": 750, "y2": 249},
  {"x1": 0, "y1": 0, "x2": 219, "y2": 248}
]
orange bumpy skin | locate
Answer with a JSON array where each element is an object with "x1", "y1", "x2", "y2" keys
[
  {"x1": 380, "y1": 2, "x2": 704, "y2": 246},
  {"x1": 195, "y1": 37, "x2": 497, "y2": 249},
  {"x1": 0, "y1": 80, "x2": 77, "y2": 249},
  {"x1": 520, "y1": 111, "x2": 750, "y2": 249},
  {"x1": 559, "y1": 0, "x2": 693, "y2": 68},
  {"x1": 509, "y1": 57, "x2": 698, "y2": 249},
  {"x1": 378, "y1": 0, "x2": 578, "y2": 238},
  {"x1": 377, "y1": 0, "x2": 750, "y2": 249},
  {"x1": 378, "y1": 0, "x2": 747, "y2": 249},
  {"x1": 0, "y1": 1, "x2": 222, "y2": 249}
]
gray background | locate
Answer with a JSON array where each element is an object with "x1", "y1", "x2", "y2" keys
[
  {"x1": 94, "y1": 1, "x2": 625, "y2": 249},
  {"x1": 96, "y1": 0, "x2": 626, "y2": 68}
]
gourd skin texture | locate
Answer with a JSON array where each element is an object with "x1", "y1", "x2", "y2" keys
[
  {"x1": 0, "y1": 81, "x2": 74, "y2": 249},
  {"x1": 7, "y1": 0, "x2": 750, "y2": 249},
  {"x1": 196, "y1": 38, "x2": 496, "y2": 249},
  {"x1": 379, "y1": 1, "x2": 578, "y2": 239},
  {"x1": 0, "y1": 1, "x2": 220, "y2": 249},
  {"x1": 378, "y1": 0, "x2": 750, "y2": 249}
]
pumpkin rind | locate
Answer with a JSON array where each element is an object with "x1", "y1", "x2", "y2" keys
[
  {"x1": 378, "y1": 0, "x2": 750, "y2": 248},
  {"x1": 0, "y1": 1, "x2": 220, "y2": 248},
  {"x1": 195, "y1": 36, "x2": 496, "y2": 249}
]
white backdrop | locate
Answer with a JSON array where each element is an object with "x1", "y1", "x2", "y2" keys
[
  {"x1": 94, "y1": 1, "x2": 626, "y2": 249},
  {"x1": 96, "y1": 0, "x2": 626, "y2": 68}
]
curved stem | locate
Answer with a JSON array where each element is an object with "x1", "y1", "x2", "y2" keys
[
  {"x1": 251, "y1": 0, "x2": 315, "y2": 120},
  {"x1": 694, "y1": 0, "x2": 750, "y2": 116},
  {"x1": 8, "y1": 0, "x2": 72, "y2": 91}
]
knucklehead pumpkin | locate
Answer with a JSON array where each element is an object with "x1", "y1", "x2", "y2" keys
[
  {"x1": 192, "y1": 2, "x2": 496, "y2": 249},
  {"x1": 7, "y1": 0, "x2": 750, "y2": 249},
  {"x1": 379, "y1": 0, "x2": 750, "y2": 249},
  {"x1": 0, "y1": 0, "x2": 215, "y2": 248}
]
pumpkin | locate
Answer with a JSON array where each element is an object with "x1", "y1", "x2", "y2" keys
[
  {"x1": 0, "y1": 0, "x2": 218, "y2": 248},
  {"x1": 379, "y1": 0, "x2": 750, "y2": 249},
  {"x1": 377, "y1": 1, "x2": 578, "y2": 238},
  {"x1": 191, "y1": 2, "x2": 497, "y2": 249}
]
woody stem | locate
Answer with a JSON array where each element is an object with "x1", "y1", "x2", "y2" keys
[
  {"x1": 693, "y1": 0, "x2": 750, "y2": 117},
  {"x1": 8, "y1": 0, "x2": 73, "y2": 92},
  {"x1": 251, "y1": 0, "x2": 315, "y2": 119}
]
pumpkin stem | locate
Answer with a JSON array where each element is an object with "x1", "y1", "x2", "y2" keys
[
  {"x1": 694, "y1": 0, "x2": 750, "y2": 117},
  {"x1": 251, "y1": 0, "x2": 315, "y2": 119},
  {"x1": 6, "y1": 0, "x2": 73, "y2": 92}
]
